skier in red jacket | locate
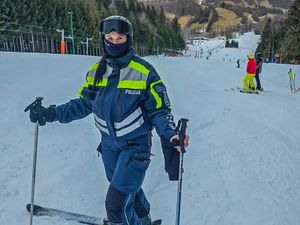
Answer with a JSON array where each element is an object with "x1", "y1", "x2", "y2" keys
[{"x1": 242, "y1": 53, "x2": 257, "y2": 91}]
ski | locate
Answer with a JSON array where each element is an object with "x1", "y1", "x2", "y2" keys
[
  {"x1": 256, "y1": 89, "x2": 271, "y2": 93},
  {"x1": 239, "y1": 90, "x2": 259, "y2": 94},
  {"x1": 225, "y1": 87, "x2": 259, "y2": 94},
  {"x1": 26, "y1": 204, "x2": 162, "y2": 225},
  {"x1": 26, "y1": 204, "x2": 103, "y2": 225},
  {"x1": 236, "y1": 87, "x2": 259, "y2": 94},
  {"x1": 224, "y1": 87, "x2": 238, "y2": 92}
]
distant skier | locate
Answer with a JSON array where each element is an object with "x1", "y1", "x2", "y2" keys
[
  {"x1": 255, "y1": 52, "x2": 263, "y2": 91},
  {"x1": 26, "y1": 15, "x2": 189, "y2": 225},
  {"x1": 237, "y1": 59, "x2": 240, "y2": 68},
  {"x1": 242, "y1": 53, "x2": 257, "y2": 91},
  {"x1": 288, "y1": 68, "x2": 296, "y2": 93}
]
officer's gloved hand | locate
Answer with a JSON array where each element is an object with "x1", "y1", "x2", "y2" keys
[
  {"x1": 170, "y1": 137, "x2": 180, "y2": 148},
  {"x1": 170, "y1": 135, "x2": 189, "y2": 152},
  {"x1": 29, "y1": 104, "x2": 56, "y2": 126}
]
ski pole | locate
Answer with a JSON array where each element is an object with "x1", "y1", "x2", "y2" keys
[
  {"x1": 294, "y1": 73, "x2": 296, "y2": 94},
  {"x1": 24, "y1": 97, "x2": 44, "y2": 225},
  {"x1": 289, "y1": 77, "x2": 293, "y2": 93},
  {"x1": 175, "y1": 118, "x2": 189, "y2": 225}
]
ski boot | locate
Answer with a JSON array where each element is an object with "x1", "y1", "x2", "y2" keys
[
  {"x1": 103, "y1": 215, "x2": 162, "y2": 225},
  {"x1": 140, "y1": 215, "x2": 162, "y2": 225},
  {"x1": 103, "y1": 218, "x2": 123, "y2": 225}
]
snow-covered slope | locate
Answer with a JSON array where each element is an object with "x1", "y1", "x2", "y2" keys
[{"x1": 1, "y1": 32, "x2": 300, "y2": 225}]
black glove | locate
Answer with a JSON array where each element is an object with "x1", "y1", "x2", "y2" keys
[
  {"x1": 160, "y1": 137, "x2": 180, "y2": 181},
  {"x1": 170, "y1": 138, "x2": 180, "y2": 148},
  {"x1": 29, "y1": 104, "x2": 56, "y2": 126}
]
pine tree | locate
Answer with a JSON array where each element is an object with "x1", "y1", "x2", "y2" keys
[
  {"x1": 128, "y1": 0, "x2": 136, "y2": 14},
  {"x1": 136, "y1": 2, "x2": 142, "y2": 13},
  {"x1": 103, "y1": 0, "x2": 112, "y2": 9},
  {"x1": 284, "y1": 0, "x2": 300, "y2": 62},
  {"x1": 257, "y1": 18, "x2": 274, "y2": 60},
  {"x1": 225, "y1": 39, "x2": 229, "y2": 47},
  {"x1": 159, "y1": 6, "x2": 166, "y2": 24}
]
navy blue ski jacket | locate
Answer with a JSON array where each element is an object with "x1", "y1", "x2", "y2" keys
[{"x1": 52, "y1": 49, "x2": 179, "y2": 180}]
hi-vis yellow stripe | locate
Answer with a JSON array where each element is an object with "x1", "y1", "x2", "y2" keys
[
  {"x1": 78, "y1": 77, "x2": 108, "y2": 98},
  {"x1": 150, "y1": 80, "x2": 162, "y2": 109},
  {"x1": 78, "y1": 83, "x2": 89, "y2": 98},
  {"x1": 86, "y1": 76, "x2": 108, "y2": 86},
  {"x1": 88, "y1": 63, "x2": 99, "y2": 72},
  {"x1": 128, "y1": 61, "x2": 150, "y2": 76},
  {"x1": 117, "y1": 80, "x2": 146, "y2": 89}
]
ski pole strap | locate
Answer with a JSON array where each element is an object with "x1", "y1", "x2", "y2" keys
[
  {"x1": 176, "y1": 118, "x2": 189, "y2": 154},
  {"x1": 24, "y1": 97, "x2": 44, "y2": 112}
]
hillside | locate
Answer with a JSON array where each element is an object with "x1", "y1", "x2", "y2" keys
[
  {"x1": 203, "y1": 0, "x2": 293, "y2": 9},
  {"x1": 137, "y1": 0, "x2": 293, "y2": 36},
  {"x1": 212, "y1": 7, "x2": 242, "y2": 32}
]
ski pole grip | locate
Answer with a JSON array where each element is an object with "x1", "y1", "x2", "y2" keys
[
  {"x1": 178, "y1": 118, "x2": 189, "y2": 154},
  {"x1": 35, "y1": 97, "x2": 43, "y2": 107},
  {"x1": 24, "y1": 97, "x2": 44, "y2": 112}
]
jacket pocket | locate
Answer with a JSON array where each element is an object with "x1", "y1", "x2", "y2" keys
[{"x1": 130, "y1": 153, "x2": 151, "y2": 169}]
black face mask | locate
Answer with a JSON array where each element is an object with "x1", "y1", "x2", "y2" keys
[{"x1": 103, "y1": 39, "x2": 128, "y2": 58}]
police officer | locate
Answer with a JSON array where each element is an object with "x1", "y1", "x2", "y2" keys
[
  {"x1": 27, "y1": 15, "x2": 189, "y2": 225},
  {"x1": 255, "y1": 52, "x2": 263, "y2": 90}
]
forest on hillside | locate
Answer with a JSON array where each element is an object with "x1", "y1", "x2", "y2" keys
[
  {"x1": 0, "y1": 0, "x2": 185, "y2": 55},
  {"x1": 202, "y1": 0, "x2": 293, "y2": 9},
  {"x1": 140, "y1": 0, "x2": 292, "y2": 39},
  {"x1": 256, "y1": 0, "x2": 300, "y2": 64}
]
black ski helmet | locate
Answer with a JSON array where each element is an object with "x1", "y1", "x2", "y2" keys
[{"x1": 99, "y1": 15, "x2": 133, "y2": 48}]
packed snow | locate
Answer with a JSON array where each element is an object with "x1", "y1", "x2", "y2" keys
[{"x1": 1, "y1": 32, "x2": 300, "y2": 225}]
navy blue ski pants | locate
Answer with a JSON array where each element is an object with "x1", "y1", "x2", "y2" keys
[
  {"x1": 255, "y1": 73, "x2": 261, "y2": 89},
  {"x1": 99, "y1": 135, "x2": 151, "y2": 225}
]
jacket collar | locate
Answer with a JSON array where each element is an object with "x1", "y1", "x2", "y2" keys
[{"x1": 105, "y1": 48, "x2": 135, "y2": 69}]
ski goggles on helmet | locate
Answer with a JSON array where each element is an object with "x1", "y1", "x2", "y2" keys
[{"x1": 100, "y1": 19, "x2": 131, "y2": 35}]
